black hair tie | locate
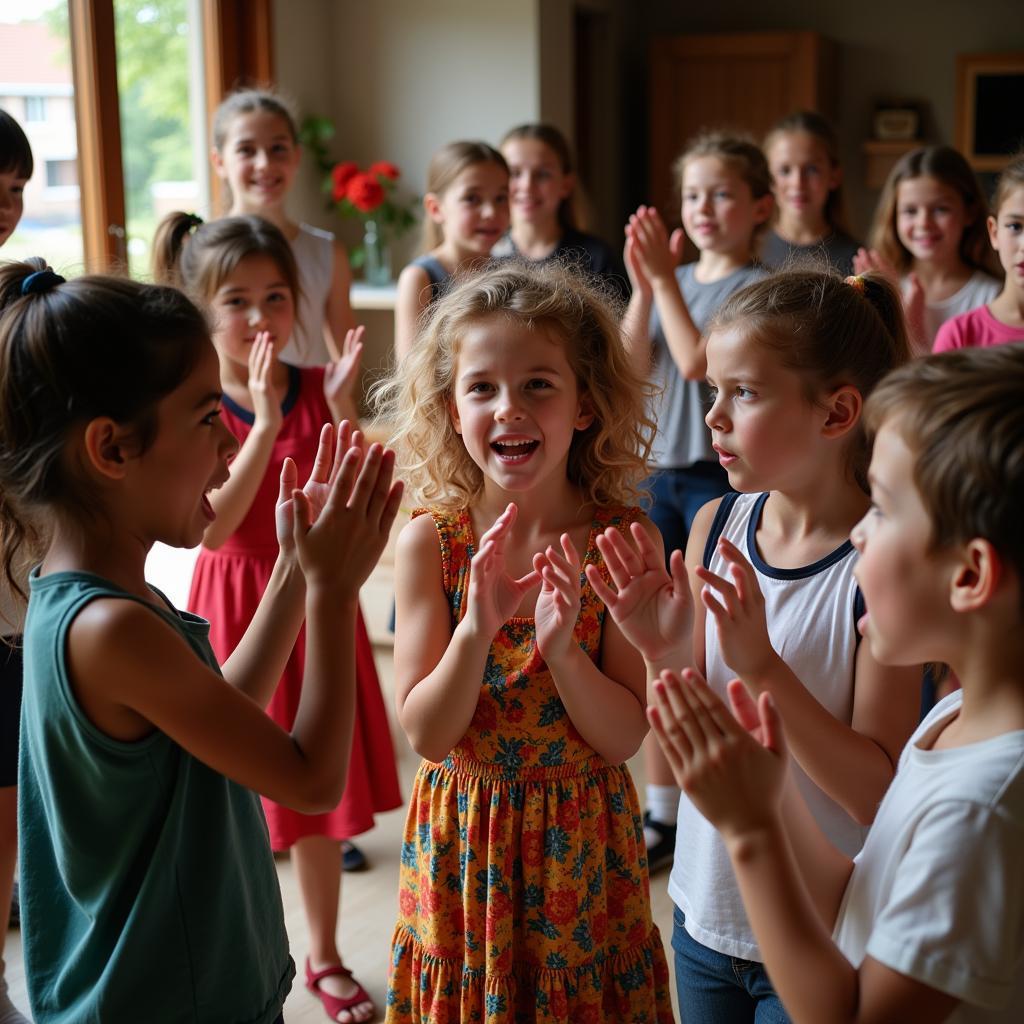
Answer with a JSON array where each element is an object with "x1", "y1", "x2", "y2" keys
[{"x1": 21, "y1": 268, "x2": 66, "y2": 296}]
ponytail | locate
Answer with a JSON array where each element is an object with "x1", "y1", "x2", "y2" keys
[{"x1": 152, "y1": 211, "x2": 204, "y2": 285}]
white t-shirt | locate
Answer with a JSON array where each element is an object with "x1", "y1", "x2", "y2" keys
[
  {"x1": 908, "y1": 270, "x2": 1001, "y2": 350},
  {"x1": 834, "y1": 691, "x2": 1024, "y2": 1021}
]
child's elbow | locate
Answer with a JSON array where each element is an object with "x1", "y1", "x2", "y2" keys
[{"x1": 297, "y1": 769, "x2": 348, "y2": 814}]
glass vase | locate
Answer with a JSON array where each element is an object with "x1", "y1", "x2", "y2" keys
[{"x1": 362, "y1": 219, "x2": 392, "y2": 286}]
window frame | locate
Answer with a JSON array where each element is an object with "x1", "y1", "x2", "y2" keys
[{"x1": 67, "y1": 0, "x2": 274, "y2": 271}]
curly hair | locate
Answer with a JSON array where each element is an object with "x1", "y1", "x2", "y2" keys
[{"x1": 373, "y1": 260, "x2": 653, "y2": 511}]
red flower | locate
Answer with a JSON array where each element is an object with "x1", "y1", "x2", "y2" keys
[
  {"x1": 544, "y1": 887, "x2": 578, "y2": 925},
  {"x1": 505, "y1": 703, "x2": 525, "y2": 724},
  {"x1": 627, "y1": 920, "x2": 648, "y2": 946},
  {"x1": 521, "y1": 830, "x2": 545, "y2": 866},
  {"x1": 399, "y1": 888, "x2": 418, "y2": 917},
  {"x1": 591, "y1": 911, "x2": 608, "y2": 942},
  {"x1": 550, "y1": 986, "x2": 569, "y2": 1017},
  {"x1": 556, "y1": 797, "x2": 580, "y2": 831},
  {"x1": 330, "y1": 161, "x2": 359, "y2": 202},
  {"x1": 369, "y1": 160, "x2": 400, "y2": 181},
  {"x1": 345, "y1": 172, "x2": 385, "y2": 212},
  {"x1": 576, "y1": 1004, "x2": 601, "y2": 1024},
  {"x1": 471, "y1": 699, "x2": 497, "y2": 733}
]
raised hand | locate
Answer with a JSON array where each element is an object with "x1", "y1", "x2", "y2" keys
[
  {"x1": 695, "y1": 537, "x2": 778, "y2": 681},
  {"x1": 647, "y1": 667, "x2": 787, "y2": 839},
  {"x1": 533, "y1": 533, "x2": 582, "y2": 666},
  {"x1": 247, "y1": 331, "x2": 283, "y2": 434},
  {"x1": 851, "y1": 247, "x2": 900, "y2": 291},
  {"x1": 275, "y1": 421, "x2": 361, "y2": 554},
  {"x1": 626, "y1": 205, "x2": 683, "y2": 285},
  {"x1": 585, "y1": 521, "x2": 692, "y2": 665},
  {"x1": 624, "y1": 231, "x2": 653, "y2": 301},
  {"x1": 290, "y1": 431, "x2": 402, "y2": 594},
  {"x1": 324, "y1": 325, "x2": 365, "y2": 413},
  {"x1": 463, "y1": 504, "x2": 541, "y2": 642}
]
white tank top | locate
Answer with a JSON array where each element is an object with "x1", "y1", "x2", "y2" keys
[
  {"x1": 668, "y1": 491, "x2": 867, "y2": 960},
  {"x1": 279, "y1": 223, "x2": 335, "y2": 367}
]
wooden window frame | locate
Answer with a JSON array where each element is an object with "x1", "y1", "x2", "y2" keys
[{"x1": 67, "y1": 0, "x2": 274, "y2": 272}]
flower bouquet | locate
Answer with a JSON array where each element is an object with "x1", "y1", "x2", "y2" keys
[{"x1": 300, "y1": 116, "x2": 418, "y2": 285}]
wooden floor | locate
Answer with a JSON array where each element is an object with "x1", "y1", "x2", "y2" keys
[{"x1": 4, "y1": 552, "x2": 680, "y2": 1022}]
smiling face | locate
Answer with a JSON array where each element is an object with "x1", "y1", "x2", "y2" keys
[
  {"x1": 212, "y1": 110, "x2": 300, "y2": 213},
  {"x1": 767, "y1": 131, "x2": 839, "y2": 228},
  {"x1": 851, "y1": 420, "x2": 953, "y2": 665},
  {"x1": 989, "y1": 184, "x2": 1024, "y2": 290},
  {"x1": 895, "y1": 175, "x2": 969, "y2": 266},
  {"x1": 427, "y1": 161, "x2": 510, "y2": 258},
  {"x1": 680, "y1": 156, "x2": 770, "y2": 257},
  {"x1": 449, "y1": 315, "x2": 592, "y2": 497},
  {"x1": 130, "y1": 342, "x2": 238, "y2": 548},
  {"x1": 0, "y1": 168, "x2": 27, "y2": 246},
  {"x1": 209, "y1": 253, "x2": 295, "y2": 370},
  {"x1": 502, "y1": 137, "x2": 572, "y2": 231},
  {"x1": 704, "y1": 325, "x2": 831, "y2": 492}
]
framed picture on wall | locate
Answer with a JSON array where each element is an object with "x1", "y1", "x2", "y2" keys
[{"x1": 956, "y1": 52, "x2": 1024, "y2": 171}]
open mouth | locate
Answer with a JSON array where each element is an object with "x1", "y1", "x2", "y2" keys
[{"x1": 491, "y1": 439, "x2": 539, "y2": 462}]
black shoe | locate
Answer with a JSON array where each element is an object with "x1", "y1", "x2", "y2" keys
[
  {"x1": 341, "y1": 840, "x2": 368, "y2": 872},
  {"x1": 643, "y1": 811, "x2": 676, "y2": 874},
  {"x1": 9, "y1": 879, "x2": 18, "y2": 928}
]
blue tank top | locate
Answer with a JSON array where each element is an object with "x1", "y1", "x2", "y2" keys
[{"x1": 19, "y1": 570, "x2": 293, "y2": 1023}]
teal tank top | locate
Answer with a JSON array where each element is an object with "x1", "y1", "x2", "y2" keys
[{"x1": 18, "y1": 570, "x2": 294, "y2": 1023}]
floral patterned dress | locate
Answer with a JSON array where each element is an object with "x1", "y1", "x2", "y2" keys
[{"x1": 385, "y1": 506, "x2": 674, "y2": 1024}]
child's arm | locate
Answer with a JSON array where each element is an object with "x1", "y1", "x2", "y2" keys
[
  {"x1": 323, "y1": 325, "x2": 364, "y2": 426},
  {"x1": 394, "y1": 264, "x2": 432, "y2": 363},
  {"x1": 649, "y1": 669, "x2": 960, "y2": 1024},
  {"x1": 697, "y1": 537, "x2": 921, "y2": 825},
  {"x1": 395, "y1": 503, "x2": 541, "y2": 762},
  {"x1": 535, "y1": 529, "x2": 652, "y2": 763},
  {"x1": 620, "y1": 225, "x2": 655, "y2": 378},
  {"x1": 203, "y1": 332, "x2": 282, "y2": 550},
  {"x1": 65, "y1": 432, "x2": 403, "y2": 812},
  {"x1": 322, "y1": 238, "x2": 356, "y2": 362},
  {"x1": 629, "y1": 205, "x2": 706, "y2": 380}
]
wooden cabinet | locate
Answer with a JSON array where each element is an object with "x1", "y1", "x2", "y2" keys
[{"x1": 648, "y1": 31, "x2": 837, "y2": 222}]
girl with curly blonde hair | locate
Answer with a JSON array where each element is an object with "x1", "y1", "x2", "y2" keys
[{"x1": 377, "y1": 260, "x2": 674, "y2": 1024}]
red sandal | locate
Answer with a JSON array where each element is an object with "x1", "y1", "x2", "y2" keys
[{"x1": 305, "y1": 957, "x2": 376, "y2": 1021}]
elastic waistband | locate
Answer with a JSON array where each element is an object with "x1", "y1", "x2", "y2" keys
[{"x1": 427, "y1": 754, "x2": 615, "y2": 783}]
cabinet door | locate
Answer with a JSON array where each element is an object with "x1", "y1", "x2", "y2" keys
[{"x1": 649, "y1": 31, "x2": 836, "y2": 224}]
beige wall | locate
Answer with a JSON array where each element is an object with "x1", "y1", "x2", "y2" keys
[{"x1": 625, "y1": 0, "x2": 1024, "y2": 237}]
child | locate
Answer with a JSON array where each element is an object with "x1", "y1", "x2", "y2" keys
[
  {"x1": 621, "y1": 130, "x2": 772, "y2": 873},
  {"x1": 378, "y1": 261, "x2": 674, "y2": 1023},
  {"x1": 646, "y1": 344, "x2": 1024, "y2": 1022},
  {"x1": 155, "y1": 213, "x2": 400, "y2": 1024},
  {"x1": 761, "y1": 111, "x2": 860, "y2": 275},
  {"x1": 0, "y1": 108, "x2": 32, "y2": 1024},
  {"x1": 0, "y1": 257, "x2": 402, "y2": 1023},
  {"x1": 589, "y1": 269, "x2": 923, "y2": 1020},
  {"x1": 393, "y1": 141, "x2": 509, "y2": 360},
  {"x1": 935, "y1": 153, "x2": 1024, "y2": 351},
  {"x1": 211, "y1": 89, "x2": 355, "y2": 369},
  {"x1": 494, "y1": 122, "x2": 629, "y2": 299},
  {"x1": 855, "y1": 145, "x2": 1002, "y2": 353}
]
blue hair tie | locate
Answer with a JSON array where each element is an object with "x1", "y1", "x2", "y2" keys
[{"x1": 21, "y1": 268, "x2": 65, "y2": 296}]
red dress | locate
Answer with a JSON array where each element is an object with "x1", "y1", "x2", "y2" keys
[{"x1": 188, "y1": 365, "x2": 401, "y2": 849}]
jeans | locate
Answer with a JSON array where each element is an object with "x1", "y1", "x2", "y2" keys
[
  {"x1": 673, "y1": 907, "x2": 790, "y2": 1023},
  {"x1": 644, "y1": 461, "x2": 732, "y2": 564}
]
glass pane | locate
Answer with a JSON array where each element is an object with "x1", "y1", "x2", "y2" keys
[
  {"x1": 114, "y1": 0, "x2": 208, "y2": 279},
  {"x1": 0, "y1": 0, "x2": 84, "y2": 273}
]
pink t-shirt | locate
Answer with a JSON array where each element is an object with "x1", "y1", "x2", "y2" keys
[{"x1": 932, "y1": 304, "x2": 1024, "y2": 352}]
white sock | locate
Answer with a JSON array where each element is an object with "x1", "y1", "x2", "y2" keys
[{"x1": 0, "y1": 965, "x2": 29, "y2": 1024}]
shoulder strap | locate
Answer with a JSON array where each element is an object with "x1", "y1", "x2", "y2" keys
[{"x1": 702, "y1": 492, "x2": 740, "y2": 569}]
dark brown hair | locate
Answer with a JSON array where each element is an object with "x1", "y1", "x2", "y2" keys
[
  {"x1": 711, "y1": 270, "x2": 911, "y2": 490},
  {"x1": 865, "y1": 344, "x2": 1024, "y2": 592},
  {"x1": 869, "y1": 145, "x2": 1000, "y2": 276},
  {"x1": 0, "y1": 109, "x2": 33, "y2": 180},
  {"x1": 0, "y1": 259, "x2": 210, "y2": 607},
  {"x1": 764, "y1": 110, "x2": 849, "y2": 235}
]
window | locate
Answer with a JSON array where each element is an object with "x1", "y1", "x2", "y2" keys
[
  {"x1": 45, "y1": 157, "x2": 78, "y2": 188},
  {"x1": 24, "y1": 95, "x2": 46, "y2": 121}
]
